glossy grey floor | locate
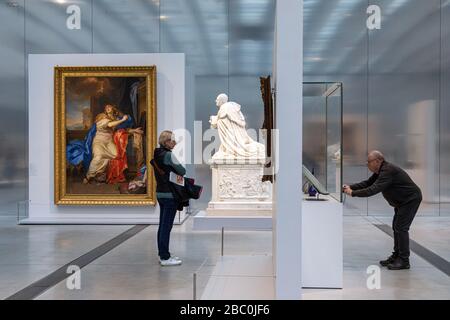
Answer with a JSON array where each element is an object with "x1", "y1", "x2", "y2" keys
[{"x1": 0, "y1": 214, "x2": 448, "y2": 300}]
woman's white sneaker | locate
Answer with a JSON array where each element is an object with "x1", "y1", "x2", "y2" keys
[{"x1": 159, "y1": 257, "x2": 182, "y2": 266}]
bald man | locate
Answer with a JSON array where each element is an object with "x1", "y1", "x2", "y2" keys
[{"x1": 343, "y1": 151, "x2": 422, "y2": 270}]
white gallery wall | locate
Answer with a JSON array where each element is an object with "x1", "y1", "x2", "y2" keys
[{"x1": 25, "y1": 53, "x2": 185, "y2": 224}]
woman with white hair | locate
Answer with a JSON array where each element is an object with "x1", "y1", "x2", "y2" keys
[{"x1": 152, "y1": 130, "x2": 186, "y2": 266}]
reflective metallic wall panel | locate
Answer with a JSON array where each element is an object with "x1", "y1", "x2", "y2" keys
[
  {"x1": 229, "y1": 0, "x2": 274, "y2": 130},
  {"x1": 160, "y1": 0, "x2": 275, "y2": 210},
  {"x1": 161, "y1": 0, "x2": 229, "y2": 209},
  {"x1": 368, "y1": 0, "x2": 441, "y2": 216},
  {"x1": 0, "y1": 0, "x2": 25, "y2": 215},
  {"x1": 93, "y1": 0, "x2": 159, "y2": 53},
  {"x1": 303, "y1": 0, "x2": 369, "y2": 215},
  {"x1": 25, "y1": 0, "x2": 92, "y2": 54},
  {"x1": 0, "y1": 0, "x2": 275, "y2": 215},
  {"x1": 441, "y1": 0, "x2": 450, "y2": 216},
  {"x1": 161, "y1": 0, "x2": 228, "y2": 74},
  {"x1": 304, "y1": 0, "x2": 448, "y2": 216},
  {"x1": 1, "y1": 0, "x2": 449, "y2": 217}
]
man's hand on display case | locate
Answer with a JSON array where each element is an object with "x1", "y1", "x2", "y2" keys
[{"x1": 343, "y1": 184, "x2": 353, "y2": 196}]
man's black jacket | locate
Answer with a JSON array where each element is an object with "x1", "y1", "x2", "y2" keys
[{"x1": 350, "y1": 161, "x2": 422, "y2": 208}]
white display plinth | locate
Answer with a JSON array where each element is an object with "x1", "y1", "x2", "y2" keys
[
  {"x1": 302, "y1": 195, "x2": 343, "y2": 288},
  {"x1": 195, "y1": 194, "x2": 343, "y2": 290},
  {"x1": 206, "y1": 158, "x2": 273, "y2": 217},
  {"x1": 192, "y1": 210, "x2": 272, "y2": 230}
]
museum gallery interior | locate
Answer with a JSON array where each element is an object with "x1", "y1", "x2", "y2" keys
[{"x1": 0, "y1": 0, "x2": 449, "y2": 301}]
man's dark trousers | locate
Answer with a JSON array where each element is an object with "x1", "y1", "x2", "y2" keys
[{"x1": 392, "y1": 196, "x2": 422, "y2": 261}]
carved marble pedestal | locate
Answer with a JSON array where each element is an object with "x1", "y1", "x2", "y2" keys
[{"x1": 206, "y1": 158, "x2": 273, "y2": 216}]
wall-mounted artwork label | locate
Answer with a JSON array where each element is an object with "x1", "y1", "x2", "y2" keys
[
  {"x1": 366, "y1": 4, "x2": 381, "y2": 30},
  {"x1": 66, "y1": 5, "x2": 81, "y2": 30},
  {"x1": 54, "y1": 66, "x2": 157, "y2": 206}
]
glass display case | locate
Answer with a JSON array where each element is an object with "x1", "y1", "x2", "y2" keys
[{"x1": 303, "y1": 82, "x2": 343, "y2": 202}]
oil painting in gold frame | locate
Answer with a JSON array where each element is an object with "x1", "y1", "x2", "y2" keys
[{"x1": 54, "y1": 66, "x2": 156, "y2": 205}]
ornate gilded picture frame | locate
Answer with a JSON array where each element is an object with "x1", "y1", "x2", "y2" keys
[{"x1": 54, "y1": 66, "x2": 157, "y2": 205}]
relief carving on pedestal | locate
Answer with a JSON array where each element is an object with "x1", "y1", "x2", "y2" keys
[{"x1": 218, "y1": 169, "x2": 270, "y2": 199}]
